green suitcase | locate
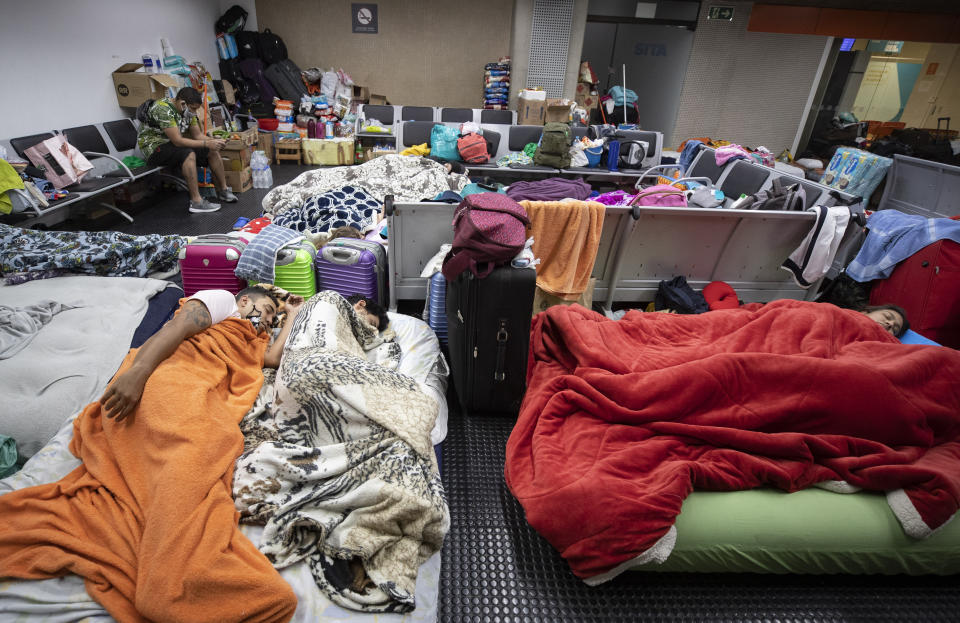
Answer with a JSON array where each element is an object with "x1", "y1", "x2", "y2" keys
[{"x1": 270, "y1": 240, "x2": 317, "y2": 298}]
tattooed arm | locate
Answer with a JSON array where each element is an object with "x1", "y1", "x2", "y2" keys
[{"x1": 100, "y1": 299, "x2": 213, "y2": 422}]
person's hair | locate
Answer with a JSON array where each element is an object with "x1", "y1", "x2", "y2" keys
[
  {"x1": 175, "y1": 86, "x2": 203, "y2": 106},
  {"x1": 327, "y1": 226, "x2": 363, "y2": 241},
  {"x1": 426, "y1": 155, "x2": 466, "y2": 175},
  {"x1": 862, "y1": 303, "x2": 910, "y2": 337},
  {"x1": 345, "y1": 294, "x2": 388, "y2": 330},
  {"x1": 236, "y1": 285, "x2": 280, "y2": 309}
]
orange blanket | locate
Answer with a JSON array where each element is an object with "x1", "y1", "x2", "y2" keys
[
  {"x1": 0, "y1": 318, "x2": 296, "y2": 623},
  {"x1": 521, "y1": 200, "x2": 605, "y2": 300}
]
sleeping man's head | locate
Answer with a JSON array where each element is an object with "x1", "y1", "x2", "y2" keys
[
  {"x1": 236, "y1": 286, "x2": 281, "y2": 333},
  {"x1": 346, "y1": 294, "x2": 388, "y2": 331}
]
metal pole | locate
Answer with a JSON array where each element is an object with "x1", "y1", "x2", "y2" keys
[{"x1": 622, "y1": 64, "x2": 627, "y2": 126}]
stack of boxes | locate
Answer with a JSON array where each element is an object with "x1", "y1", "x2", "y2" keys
[
  {"x1": 483, "y1": 58, "x2": 511, "y2": 110},
  {"x1": 208, "y1": 127, "x2": 257, "y2": 193}
]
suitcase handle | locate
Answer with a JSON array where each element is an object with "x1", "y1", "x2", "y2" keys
[{"x1": 321, "y1": 246, "x2": 362, "y2": 264}]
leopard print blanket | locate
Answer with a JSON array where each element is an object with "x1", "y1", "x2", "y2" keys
[
  {"x1": 261, "y1": 154, "x2": 469, "y2": 217},
  {"x1": 233, "y1": 291, "x2": 449, "y2": 613}
]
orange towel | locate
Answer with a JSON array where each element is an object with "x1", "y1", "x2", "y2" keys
[
  {"x1": 522, "y1": 200, "x2": 605, "y2": 300},
  {"x1": 0, "y1": 318, "x2": 296, "y2": 623}
]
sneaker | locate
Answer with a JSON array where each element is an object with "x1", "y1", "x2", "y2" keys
[
  {"x1": 217, "y1": 188, "x2": 239, "y2": 203},
  {"x1": 188, "y1": 199, "x2": 221, "y2": 213}
]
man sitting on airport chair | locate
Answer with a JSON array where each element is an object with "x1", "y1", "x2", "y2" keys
[{"x1": 136, "y1": 86, "x2": 237, "y2": 213}]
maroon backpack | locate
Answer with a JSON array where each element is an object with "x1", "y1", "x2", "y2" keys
[{"x1": 442, "y1": 193, "x2": 530, "y2": 280}]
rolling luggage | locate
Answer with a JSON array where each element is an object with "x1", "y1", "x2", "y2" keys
[
  {"x1": 265, "y1": 59, "x2": 309, "y2": 102},
  {"x1": 178, "y1": 234, "x2": 248, "y2": 297},
  {"x1": 445, "y1": 265, "x2": 536, "y2": 415},
  {"x1": 272, "y1": 240, "x2": 317, "y2": 299},
  {"x1": 238, "y1": 58, "x2": 277, "y2": 104},
  {"x1": 869, "y1": 238, "x2": 960, "y2": 348},
  {"x1": 315, "y1": 238, "x2": 387, "y2": 306}
]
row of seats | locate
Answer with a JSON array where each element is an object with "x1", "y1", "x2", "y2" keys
[
  {"x1": 359, "y1": 105, "x2": 516, "y2": 127},
  {"x1": 394, "y1": 120, "x2": 664, "y2": 180},
  {"x1": 2, "y1": 120, "x2": 185, "y2": 227}
]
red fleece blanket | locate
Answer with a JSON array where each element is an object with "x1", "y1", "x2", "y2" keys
[{"x1": 505, "y1": 300, "x2": 960, "y2": 583}]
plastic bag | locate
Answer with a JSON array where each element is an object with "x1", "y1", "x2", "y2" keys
[
  {"x1": 569, "y1": 141, "x2": 588, "y2": 167},
  {"x1": 320, "y1": 69, "x2": 338, "y2": 99}
]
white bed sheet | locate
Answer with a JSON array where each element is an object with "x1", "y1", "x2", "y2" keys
[{"x1": 0, "y1": 310, "x2": 448, "y2": 623}]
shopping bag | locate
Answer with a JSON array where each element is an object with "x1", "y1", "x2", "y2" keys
[{"x1": 23, "y1": 136, "x2": 94, "y2": 189}]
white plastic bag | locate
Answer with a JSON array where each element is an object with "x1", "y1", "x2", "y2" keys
[
  {"x1": 569, "y1": 141, "x2": 588, "y2": 168},
  {"x1": 320, "y1": 69, "x2": 339, "y2": 99}
]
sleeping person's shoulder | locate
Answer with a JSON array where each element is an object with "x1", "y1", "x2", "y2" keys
[{"x1": 186, "y1": 289, "x2": 240, "y2": 325}]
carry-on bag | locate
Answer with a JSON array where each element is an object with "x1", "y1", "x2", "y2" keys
[
  {"x1": 445, "y1": 265, "x2": 536, "y2": 415},
  {"x1": 259, "y1": 28, "x2": 288, "y2": 65},
  {"x1": 869, "y1": 238, "x2": 960, "y2": 349},
  {"x1": 238, "y1": 58, "x2": 277, "y2": 104},
  {"x1": 23, "y1": 136, "x2": 94, "y2": 189},
  {"x1": 271, "y1": 240, "x2": 317, "y2": 299},
  {"x1": 178, "y1": 234, "x2": 248, "y2": 297},
  {"x1": 315, "y1": 238, "x2": 387, "y2": 306},
  {"x1": 265, "y1": 58, "x2": 309, "y2": 102},
  {"x1": 236, "y1": 30, "x2": 261, "y2": 59}
]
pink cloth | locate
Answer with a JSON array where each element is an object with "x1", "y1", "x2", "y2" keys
[{"x1": 715, "y1": 144, "x2": 751, "y2": 166}]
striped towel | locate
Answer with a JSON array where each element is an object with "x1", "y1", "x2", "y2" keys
[{"x1": 234, "y1": 224, "x2": 303, "y2": 284}]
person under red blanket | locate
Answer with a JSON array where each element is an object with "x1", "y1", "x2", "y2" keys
[
  {"x1": 101, "y1": 285, "x2": 304, "y2": 422},
  {"x1": 860, "y1": 303, "x2": 908, "y2": 338}
]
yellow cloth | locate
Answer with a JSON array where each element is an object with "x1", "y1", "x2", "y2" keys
[
  {"x1": 401, "y1": 143, "x2": 430, "y2": 156},
  {"x1": 0, "y1": 159, "x2": 26, "y2": 215},
  {"x1": 521, "y1": 200, "x2": 605, "y2": 300}
]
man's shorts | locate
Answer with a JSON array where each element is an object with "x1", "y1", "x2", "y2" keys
[{"x1": 147, "y1": 142, "x2": 211, "y2": 167}]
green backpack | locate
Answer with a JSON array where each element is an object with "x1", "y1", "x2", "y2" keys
[{"x1": 534, "y1": 122, "x2": 572, "y2": 168}]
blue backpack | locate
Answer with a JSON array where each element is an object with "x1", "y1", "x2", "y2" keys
[{"x1": 430, "y1": 125, "x2": 460, "y2": 161}]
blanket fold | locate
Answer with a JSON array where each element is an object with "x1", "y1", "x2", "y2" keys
[
  {"x1": 521, "y1": 200, "x2": 605, "y2": 299},
  {"x1": 234, "y1": 291, "x2": 449, "y2": 614},
  {"x1": 0, "y1": 315, "x2": 296, "y2": 623},
  {"x1": 505, "y1": 300, "x2": 960, "y2": 583},
  {"x1": 0, "y1": 300, "x2": 75, "y2": 359}
]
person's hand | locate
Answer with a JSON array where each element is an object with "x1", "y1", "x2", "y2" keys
[
  {"x1": 207, "y1": 138, "x2": 227, "y2": 152},
  {"x1": 284, "y1": 295, "x2": 305, "y2": 319},
  {"x1": 99, "y1": 370, "x2": 148, "y2": 422}
]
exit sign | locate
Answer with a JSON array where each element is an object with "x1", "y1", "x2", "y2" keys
[{"x1": 707, "y1": 5, "x2": 734, "y2": 20}]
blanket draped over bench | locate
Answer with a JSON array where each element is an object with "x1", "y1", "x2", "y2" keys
[
  {"x1": 505, "y1": 300, "x2": 960, "y2": 584},
  {"x1": 0, "y1": 316, "x2": 296, "y2": 622},
  {"x1": 233, "y1": 291, "x2": 449, "y2": 613}
]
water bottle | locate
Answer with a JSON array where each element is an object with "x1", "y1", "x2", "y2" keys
[{"x1": 263, "y1": 165, "x2": 273, "y2": 188}]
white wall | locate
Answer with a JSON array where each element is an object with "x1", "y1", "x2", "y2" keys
[
  {"x1": 671, "y1": 1, "x2": 829, "y2": 153},
  {"x1": 0, "y1": 0, "x2": 225, "y2": 139}
]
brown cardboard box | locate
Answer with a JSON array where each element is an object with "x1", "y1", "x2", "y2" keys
[
  {"x1": 532, "y1": 278, "x2": 596, "y2": 315},
  {"x1": 257, "y1": 132, "x2": 274, "y2": 164},
  {"x1": 368, "y1": 93, "x2": 388, "y2": 106},
  {"x1": 351, "y1": 85, "x2": 370, "y2": 102},
  {"x1": 220, "y1": 146, "x2": 251, "y2": 171},
  {"x1": 575, "y1": 82, "x2": 598, "y2": 113},
  {"x1": 517, "y1": 99, "x2": 546, "y2": 125},
  {"x1": 112, "y1": 178, "x2": 155, "y2": 205},
  {"x1": 207, "y1": 127, "x2": 257, "y2": 150},
  {"x1": 544, "y1": 99, "x2": 575, "y2": 123},
  {"x1": 111, "y1": 63, "x2": 180, "y2": 107},
  {"x1": 224, "y1": 167, "x2": 253, "y2": 193},
  {"x1": 363, "y1": 148, "x2": 397, "y2": 161}
]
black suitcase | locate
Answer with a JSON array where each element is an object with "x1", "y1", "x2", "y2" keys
[
  {"x1": 238, "y1": 58, "x2": 277, "y2": 104},
  {"x1": 446, "y1": 265, "x2": 536, "y2": 415},
  {"x1": 265, "y1": 59, "x2": 308, "y2": 102},
  {"x1": 236, "y1": 30, "x2": 261, "y2": 59}
]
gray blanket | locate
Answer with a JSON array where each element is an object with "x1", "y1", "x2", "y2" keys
[{"x1": 0, "y1": 301, "x2": 75, "y2": 359}]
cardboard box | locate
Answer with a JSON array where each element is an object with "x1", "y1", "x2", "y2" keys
[
  {"x1": 517, "y1": 99, "x2": 546, "y2": 125},
  {"x1": 224, "y1": 167, "x2": 252, "y2": 193},
  {"x1": 220, "y1": 146, "x2": 251, "y2": 171},
  {"x1": 351, "y1": 85, "x2": 370, "y2": 102},
  {"x1": 302, "y1": 139, "x2": 355, "y2": 166},
  {"x1": 532, "y1": 278, "x2": 596, "y2": 315},
  {"x1": 207, "y1": 127, "x2": 258, "y2": 150},
  {"x1": 363, "y1": 148, "x2": 397, "y2": 162},
  {"x1": 112, "y1": 178, "x2": 155, "y2": 205},
  {"x1": 368, "y1": 93, "x2": 387, "y2": 106},
  {"x1": 544, "y1": 99, "x2": 575, "y2": 123},
  {"x1": 112, "y1": 63, "x2": 180, "y2": 107},
  {"x1": 575, "y1": 82, "x2": 598, "y2": 113},
  {"x1": 257, "y1": 131, "x2": 274, "y2": 164}
]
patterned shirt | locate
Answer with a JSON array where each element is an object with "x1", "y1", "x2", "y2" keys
[{"x1": 136, "y1": 98, "x2": 199, "y2": 160}]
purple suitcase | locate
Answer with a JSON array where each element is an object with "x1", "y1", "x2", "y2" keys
[
  {"x1": 237, "y1": 58, "x2": 277, "y2": 104},
  {"x1": 315, "y1": 238, "x2": 387, "y2": 306},
  {"x1": 178, "y1": 234, "x2": 248, "y2": 297}
]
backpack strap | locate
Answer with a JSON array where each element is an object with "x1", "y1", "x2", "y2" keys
[{"x1": 442, "y1": 249, "x2": 495, "y2": 281}]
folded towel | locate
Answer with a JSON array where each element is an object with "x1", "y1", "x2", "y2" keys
[{"x1": 521, "y1": 200, "x2": 605, "y2": 300}]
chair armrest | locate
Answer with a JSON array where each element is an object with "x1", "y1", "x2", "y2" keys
[
  {"x1": 83, "y1": 151, "x2": 135, "y2": 182},
  {"x1": 634, "y1": 164, "x2": 683, "y2": 188},
  {"x1": 8, "y1": 187, "x2": 42, "y2": 217}
]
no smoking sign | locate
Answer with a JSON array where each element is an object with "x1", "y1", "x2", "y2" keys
[{"x1": 352, "y1": 3, "x2": 378, "y2": 34}]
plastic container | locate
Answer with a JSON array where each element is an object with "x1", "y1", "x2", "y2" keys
[
  {"x1": 258, "y1": 118, "x2": 279, "y2": 131},
  {"x1": 584, "y1": 146, "x2": 602, "y2": 168}
]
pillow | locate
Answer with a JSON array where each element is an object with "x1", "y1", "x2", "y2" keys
[{"x1": 898, "y1": 329, "x2": 941, "y2": 347}]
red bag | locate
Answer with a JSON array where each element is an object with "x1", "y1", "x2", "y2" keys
[
  {"x1": 442, "y1": 193, "x2": 529, "y2": 280},
  {"x1": 457, "y1": 133, "x2": 489, "y2": 164}
]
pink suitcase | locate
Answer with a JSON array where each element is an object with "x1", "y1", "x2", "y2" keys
[{"x1": 178, "y1": 234, "x2": 248, "y2": 297}]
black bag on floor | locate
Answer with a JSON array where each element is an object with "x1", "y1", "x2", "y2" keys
[
  {"x1": 446, "y1": 265, "x2": 536, "y2": 415},
  {"x1": 259, "y1": 29, "x2": 288, "y2": 65},
  {"x1": 655, "y1": 276, "x2": 709, "y2": 314},
  {"x1": 265, "y1": 59, "x2": 308, "y2": 102}
]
